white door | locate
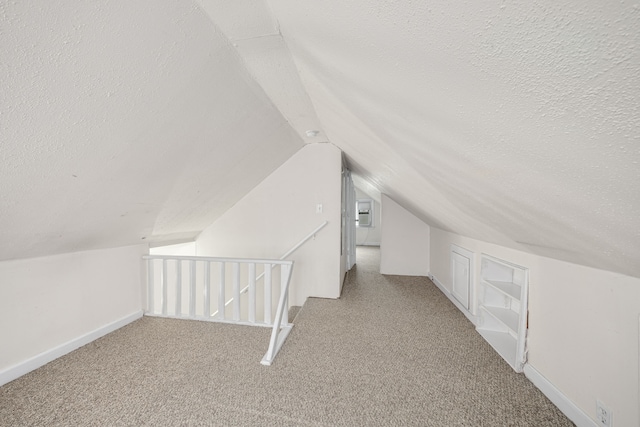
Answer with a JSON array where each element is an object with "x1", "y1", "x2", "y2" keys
[
  {"x1": 451, "y1": 251, "x2": 470, "y2": 310},
  {"x1": 342, "y1": 169, "x2": 356, "y2": 270}
]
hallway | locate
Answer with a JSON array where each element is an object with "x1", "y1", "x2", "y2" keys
[{"x1": 0, "y1": 247, "x2": 572, "y2": 426}]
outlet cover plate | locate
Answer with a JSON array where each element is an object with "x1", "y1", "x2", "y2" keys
[{"x1": 596, "y1": 399, "x2": 612, "y2": 427}]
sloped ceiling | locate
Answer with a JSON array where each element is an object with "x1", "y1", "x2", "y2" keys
[
  {"x1": 1, "y1": 1, "x2": 638, "y2": 279},
  {"x1": 0, "y1": 1, "x2": 303, "y2": 260},
  {"x1": 263, "y1": 0, "x2": 640, "y2": 278}
]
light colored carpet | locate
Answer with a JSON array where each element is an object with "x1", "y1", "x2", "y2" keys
[{"x1": 0, "y1": 247, "x2": 574, "y2": 426}]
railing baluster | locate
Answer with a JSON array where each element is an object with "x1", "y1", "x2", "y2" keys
[
  {"x1": 147, "y1": 259, "x2": 154, "y2": 314},
  {"x1": 189, "y1": 260, "x2": 196, "y2": 317},
  {"x1": 204, "y1": 262, "x2": 210, "y2": 318},
  {"x1": 280, "y1": 264, "x2": 290, "y2": 326},
  {"x1": 218, "y1": 262, "x2": 225, "y2": 320},
  {"x1": 142, "y1": 254, "x2": 301, "y2": 366},
  {"x1": 162, "y1": 259, "x2": 168, "y2": 315},
  {"x1": 175, "y1": 260, "x2": 182, "y2": 316},
  {"x1": 264, "y1": 265, "x2": 272, "y2": 324},
  {"x1": 248, "y1": 263, "x2": 256, "y2": 323},
  {"x1": 233, "y1": 262, "x2": 240, "y2": 322}
]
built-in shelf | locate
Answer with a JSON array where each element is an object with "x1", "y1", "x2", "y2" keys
[
  {"x1": 477, "y1": 255, "x2": 528, "y2": 372},
  {"x1": 482, "y1": 279, "x2": 521, "y2": 300},
  {"x1": 480, "y1": 305, "x2": 519, "y2": 333}
]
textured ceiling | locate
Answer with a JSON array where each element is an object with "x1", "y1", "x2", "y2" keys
[
  {"x1": 0, "y1": 0, "x2": 302, "y2": 260},
  {"x1": 1, "y1": 1, "x2": 638, "y2": 278},
  {"x1": 196, "y1": 0, "x2": 327, "y2": 144},
  {"x1": 266, "y1": 0, "x2": 640, "y2": 277}
]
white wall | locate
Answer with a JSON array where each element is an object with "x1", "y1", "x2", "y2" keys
[
  {"x1": 150, "y1": 242, "x2": 196, "y2": 256},
  {"x1": 0, "y1": 244, "x2": 146, "y2": 383},
  {"x1": 379, "y1": 194, "x2": 430, "y2": 276},
  {"x1": 195, "y1": 143, "x2": 343, "y2": 306},
  {"x1": 355, "y1": 187, "x2": 381, "y2": 246},
  {"x1": 429, "y1": 227, "x2": 640, "y2": 427}
]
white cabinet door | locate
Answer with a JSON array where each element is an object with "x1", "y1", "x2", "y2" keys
[{"x1": 451, "y1": 251, "x2": 470, "y2": 310}]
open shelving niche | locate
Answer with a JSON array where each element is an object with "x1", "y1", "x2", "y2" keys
[{"x1": 477, "y1": 254, "x2": 529, "y2": 372}]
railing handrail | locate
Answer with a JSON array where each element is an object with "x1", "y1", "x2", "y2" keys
[
  {"x1": 220, "y1": 221, "x2": 329, "y2": 309},
  {"x1": 143, "y1": 254, "x2": 293, "y2": 266},
  {"x1": 144, "y1": 221, "x2": 327, "y2": 267},
  {"x1": 278, "y1": 220, "x2": 328, "y2": 260}
]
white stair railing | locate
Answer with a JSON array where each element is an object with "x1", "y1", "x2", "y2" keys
[
  {"x1": 143, "y1": 255, "x2": 294, "y2": 364},
  {"x1": 143, "y1": 221, "x2": 328, "y2": 365},
  {"x1": 214, "y1": 220, "x2": 329, "y2": 317}
]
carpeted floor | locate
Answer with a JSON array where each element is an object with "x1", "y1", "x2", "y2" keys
[{"x1": 0, "y1": 247, "x2": 574, "y2": 426}]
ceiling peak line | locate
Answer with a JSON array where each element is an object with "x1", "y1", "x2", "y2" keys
[{"x1": 230, "y1": 32, "x2": 282, "y2": 44}]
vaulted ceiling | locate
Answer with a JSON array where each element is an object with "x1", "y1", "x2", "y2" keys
[
  {"x1": 0, "y1": 1, "x2": 303, "y2": 259},
  {"x1": 1, "y1": 1, "x2": 638, "y2": 278}
]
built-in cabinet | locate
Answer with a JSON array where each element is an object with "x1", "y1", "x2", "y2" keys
[
  {"x1": 451, "y1": 245, "x2": 473, "y2": 312},
  {"x1": 476, "y1": 254, "x2": 529, "y2": 372}
]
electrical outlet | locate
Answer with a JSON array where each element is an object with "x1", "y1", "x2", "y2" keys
[{"x1": 596, "y1": 399, "x2": 612, "y2": 427}]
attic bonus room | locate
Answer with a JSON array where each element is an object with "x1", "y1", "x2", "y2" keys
[{"x1": 1, "y1": 1, "x2": 639, "y2": 426}]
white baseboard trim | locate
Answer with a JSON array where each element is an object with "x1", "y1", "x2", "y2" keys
[
  {"x1": 428, "y1": 273, "x2": 477, "y2": 325},
  {"x1": 0, "y1": 310, "x2": 143, "y2": 387},
  {"x1": 523, "y1": 364, "x2": 597, "y2": 427}
]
